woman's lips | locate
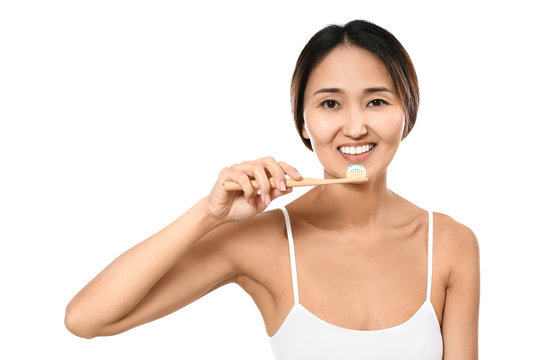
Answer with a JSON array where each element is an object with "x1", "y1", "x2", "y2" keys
[{"x1": 338, "y1": 145, "x2": 375, "y2": 162}]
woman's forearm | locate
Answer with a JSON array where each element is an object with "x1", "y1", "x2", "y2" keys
[{"x1": 64, "y1": 196, "x2": 224, "y2": 335}]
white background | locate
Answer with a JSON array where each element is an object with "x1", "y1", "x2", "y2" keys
[{"x1": 1, "y1": 0, "x2": 538, "y2": 358}]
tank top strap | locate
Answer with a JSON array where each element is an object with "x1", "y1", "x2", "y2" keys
[
  {"x1": 426, "y1": 210, "x2": 434, "y2": 302},
  {"x1": 280, "y1": 206, "x2": 299, "y2": 304}
]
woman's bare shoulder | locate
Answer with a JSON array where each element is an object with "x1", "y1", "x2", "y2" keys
[
  {"x1": 215, "y1": 207, "x2": 288, "y2": 283},
  {"x1": 432, "y1": 211, "x2": 479, "y2": 282},
  {"x1": 433, "y1": 211, "x2": 478, "y2": 247}
]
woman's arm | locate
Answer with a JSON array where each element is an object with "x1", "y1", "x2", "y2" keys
[
  {"x1": 64, "y1": 195, "x2": 232, "y2": 338},
  {"x1": 65, "y1": 157, "x2": 299, "y2": 339},
  {"x1": 441, "y1": 221, "x2": 480, "y2": 359}
]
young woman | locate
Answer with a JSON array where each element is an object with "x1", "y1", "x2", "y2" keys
[{"x1": 65, "y1": 19, "x2": 480, "y2": 359}]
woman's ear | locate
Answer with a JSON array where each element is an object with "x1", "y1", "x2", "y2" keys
[
  {"x1": 400, "y1": 113, "x2": 407, "y2": 140},
  {"x1": 302, "y1": 124, "x2": 310, "y2": 140}
]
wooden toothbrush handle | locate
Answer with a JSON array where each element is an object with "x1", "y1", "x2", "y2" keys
[{"x1": 223, "y1": 177, "x2": 328, "y2": 191}]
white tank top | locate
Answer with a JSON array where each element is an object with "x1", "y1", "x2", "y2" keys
[{"x1": 269, "y1": 206, "x2": 443, "y2": 360}]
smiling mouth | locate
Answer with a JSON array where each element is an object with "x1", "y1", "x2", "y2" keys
[
  {"x1": 337, "y1": 144, "x2": 376, "y2": 155},
  {"x1": 337, "y1": 144, "x2": 376, "y2": 161}
]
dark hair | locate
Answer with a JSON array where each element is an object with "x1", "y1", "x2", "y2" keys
[{"x1": 290, "y1": 20, "x2": 419, "y2": 151}]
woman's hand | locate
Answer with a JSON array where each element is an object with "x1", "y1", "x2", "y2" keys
[{"x1": 205, "y1": 157, "x2": 303, "y2": 223}]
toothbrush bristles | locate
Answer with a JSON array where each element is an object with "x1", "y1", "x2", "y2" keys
[{"x1": 346, "y1": 165, "x2": 367, "y2": 181}]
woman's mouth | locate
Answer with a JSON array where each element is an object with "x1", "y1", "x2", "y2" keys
[{"x1": 337, "y1": 144, "x2": 376, "y2": 162}]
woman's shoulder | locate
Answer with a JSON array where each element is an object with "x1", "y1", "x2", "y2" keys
[
  {"x1": 213, "y1": 206, "x2": 289, "y2": 282},
  {"x1": 211, "y1": 206, "x2": 286, "y2": 254},
  {"x1": 432, "y1": 210, "x2": 479, "y2": 279},
  {"x1": 432, "y1": 211, "x2": 478, "y2": 247}
]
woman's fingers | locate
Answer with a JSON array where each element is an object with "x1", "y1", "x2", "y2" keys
[
  {"x1": 209, "y1": 157, "x2": 301, "y2": 223},
  {"x1": 277, "y1": 161, "x2": 303, "y2": 181},
  {"x1": 227, "y1": 165, "x2": 256, "y2": 204},
  {"x1": 252, "y1": 164, "x2": 271, "y2": 205},
  {"x1": 263, "y1": 158, "x2": 287, "y2": 192},
  {"x1": 227, "y1": 157, "x2": 301, "y2": 208},
  {"x1": 269, "y1": 185, "x2": 293, "y2": 202},
  {"x1": 262, "y1": 158, "x2": 302, "y2": 189}
]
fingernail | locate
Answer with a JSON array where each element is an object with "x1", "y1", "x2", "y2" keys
[
  {"x1": 279, "y1": 180, "x2": 286, "y2": 191},
  {"x1": 265, "y1": 194, "x2": 271, "y2": 205},
  {"x1": 295, "y1": 171, "x2": 303, "y2": 178}
]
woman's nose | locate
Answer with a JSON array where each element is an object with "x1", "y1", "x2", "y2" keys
[{"x1": 341, "y1": 108, "x2": 368, "y2": 138}]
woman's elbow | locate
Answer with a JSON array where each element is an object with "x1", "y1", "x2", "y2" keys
[{"x1": 64, "y1": 308, "x2": 98, "y2": 339}]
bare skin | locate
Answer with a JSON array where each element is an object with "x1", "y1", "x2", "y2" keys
[
  {"x1": 236, "y1": 192, "x2": 448, "y2": 335},
  {"x1": 236, "y1": 190, "x2": 478, "y2": 360},
  {"x1": 250, "y1": 43, "x2": 442, "y2": 334},
  {"x1": 235, "y1": 45, "x2": 479, "y2": 357},
  {"x1": 65, "y1": 43, "x2": 479, "y2": 359}
]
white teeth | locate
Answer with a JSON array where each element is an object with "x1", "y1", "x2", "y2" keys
[{"x1": 339, "y1": 144, "x2": 375, "y2": 155}]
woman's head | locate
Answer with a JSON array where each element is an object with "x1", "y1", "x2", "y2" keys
[{"x1": 291, "y1": 20, "x2": 419, "y2": 153}]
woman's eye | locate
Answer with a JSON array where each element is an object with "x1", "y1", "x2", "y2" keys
[
  {"x1": 321, "y1": 100, "x2": 339, "y2": 109},
  {"x1": 368, "y1": 99, "x2": 388, "y2": 107}
]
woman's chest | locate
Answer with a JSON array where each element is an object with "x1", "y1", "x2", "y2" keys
[{"x1": 236, "y1": 212, "x2": 449, "y2": 337}]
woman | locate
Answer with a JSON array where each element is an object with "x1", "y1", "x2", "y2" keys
[{"x1": 65, "y1": 19, "x2": 480, "y2": 359}]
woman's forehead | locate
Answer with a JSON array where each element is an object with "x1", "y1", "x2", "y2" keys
[{"x1": 305, "y1": 45, "x2": 394, "y2": 96}]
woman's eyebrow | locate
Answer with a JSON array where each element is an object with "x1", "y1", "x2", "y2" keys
[{"x1": 312, "y1": 87, "x2": 393, "y2": 96}]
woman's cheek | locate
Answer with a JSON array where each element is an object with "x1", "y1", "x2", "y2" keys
[
  {"x1": 305, "y1": 111, "x2": 339, "y2": 144},
  {"x1": 378, "y1": 109, "x2": 405, "y2": 143}
]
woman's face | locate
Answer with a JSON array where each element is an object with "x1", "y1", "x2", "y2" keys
[{"x1": 302, "y1": 45, "x2": 405, "y2": 181}]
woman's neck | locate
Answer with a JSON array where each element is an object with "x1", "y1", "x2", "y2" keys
[{"x1": 302, "y1": 169, "x2": 397, "y2": 231}]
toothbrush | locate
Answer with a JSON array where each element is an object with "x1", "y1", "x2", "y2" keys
[{"x1": 224, "y1": 165, "x2": 368, "y2": 191}]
